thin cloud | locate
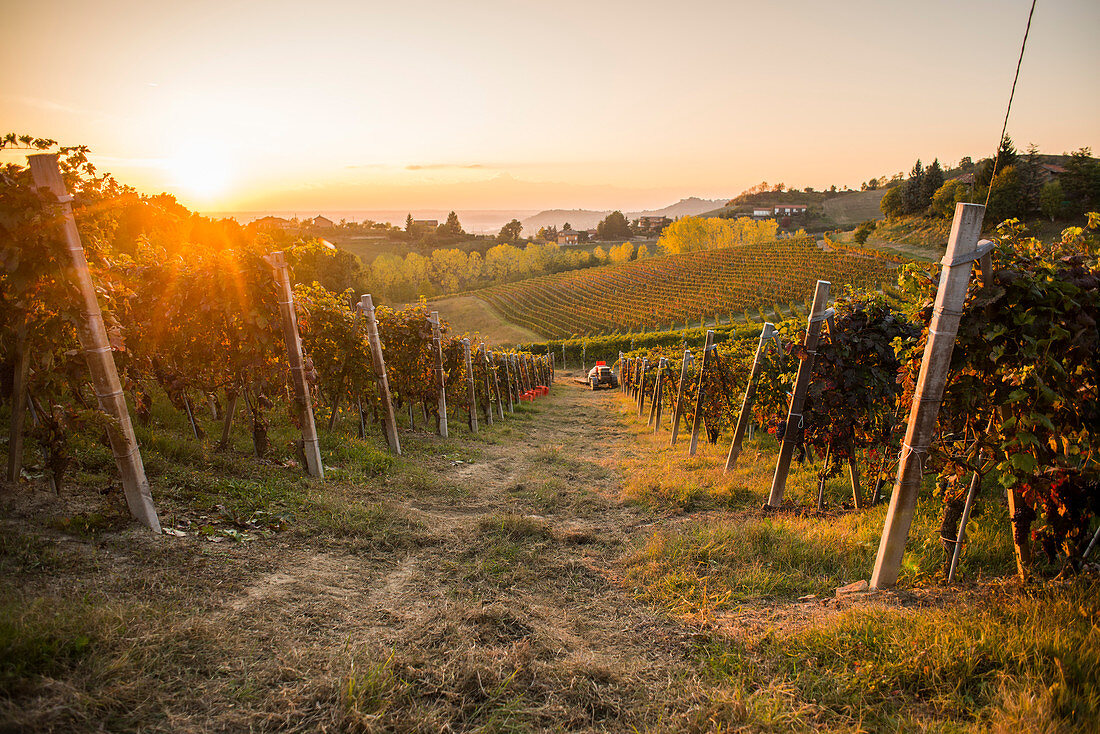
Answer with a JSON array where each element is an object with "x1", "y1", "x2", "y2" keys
[{"x1": 405, "y1": 163, "x2": 485, "y2": 171}]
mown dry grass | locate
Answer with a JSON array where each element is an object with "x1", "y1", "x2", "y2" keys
[{"x1": 2, "y1": 381, "x2": 1096, "y2": 732}]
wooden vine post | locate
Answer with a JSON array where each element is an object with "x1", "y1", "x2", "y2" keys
[
  {"x1": 637, "y1": 358, "x2": 649, "y2": 416},
  {"x1": 463, "y1": 339, "x2": 478, "y2": 433},
  {"x1": 669, "y1": 349, "x2": 692, "y2": 445},
  {"x1": 871, "y1": 203, "x2": 990, "y2": 588},
  {"x1": 359, "y1": 294, "x2": 401, "y2": 455},
  {"x1": 490, "y1": 352, "x2": 505, "y2": 418},
  {"x1": 767, "y1": 280, "x2": 831, "y2": 508},
  {"x1": 480, "y1": 345, "x2": 494, "y2": 426},
  {"x1": 688, "y1": 330, "x2": 715, "y2": 456},
  {"x1": 429, "y1": 311, "x2": 448, "y2": 437},
  {"x1": 6, "y1": 314, "x2": 30, "y2": 482},
  {"x1": 27, "y1": 154, "x2": 162, "y2": 530},
  {"x1": 725, "y1": 322, "x2": 777, "y2": 471},
  {"x1": 650, "y1": 357, "x2": 668, "y2": 430},
  {"x1": 265, "y1": 251, "x2": 324, "y2": 479},
  {"x1": 503, "y1": 355, "x2": 515, "y2": 413}
]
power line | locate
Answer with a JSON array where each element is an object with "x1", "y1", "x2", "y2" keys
[{"x1": 985, "y1": 0, "x2": 1038, "y2": 208}]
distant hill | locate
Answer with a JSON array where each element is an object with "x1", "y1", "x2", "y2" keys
[{"x1": 520, "y1": 197, "x2": 727, "y2": 233}]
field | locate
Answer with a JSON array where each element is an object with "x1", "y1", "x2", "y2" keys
[
  {"x1": 474, "y1": 237, "x2": 901, "y2": 339},
  {"x1": 429, "y1": 294, "x2": 548, "y2": 343},
  {"x1": 821, "y1": 189, "x2": 888, "y2": 226},
  {"x1": 4, "y1": 375, "x2": 1096, "y2": 732}
]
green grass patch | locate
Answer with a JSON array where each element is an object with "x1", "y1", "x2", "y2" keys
[{"x1": 694, "y1": 578, "x2": 1100, "y2": 731}]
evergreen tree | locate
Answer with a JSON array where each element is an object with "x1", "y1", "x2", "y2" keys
[
  {"x1": 405, "y1": 213, "x2": 414, "y2": 233},
  {"x1": 596, "y1": 210, "x2": 632, "y2": 240},
  {"x1": 921, "y1": 158, "x2": 944, "y2": 209},
  {"x1": 902, "y1": 159, "x2": 924, "y2": 214},
  {"x1": 442, "y1": 211, "x2": 464, "y2": 236}
]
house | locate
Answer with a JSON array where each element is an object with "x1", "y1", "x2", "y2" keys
[
  {"x1": 557, "y1": 230, "x2": 582, "y2": 245},
  {"x1": 310, "y1": 215, "x2": 335, "y2": 229},
  {"x1": 253, "y1": 216, "x2": 297, "y2": 231},
  {"x1": 773, "y1": 204, "x2": 807, "y2": 216},
  {"x1": 951, "y1": 173, "x2": 976, "y2": 185},
  {"x1": 1039, "y1": 163, "x2": 1067, "y2": 183},
  {"x1": 585, "y1": 228, "x2": 599, "y2": 241},
  {"x1": 412, "y1": 219, "x2": 438, "y2": 229},
  {"x1": 752, "y1": 206, "x2": 773, "y2": 218},
  {"x1": 636, "y1": 215, "x2": 672, "y2": 236}
]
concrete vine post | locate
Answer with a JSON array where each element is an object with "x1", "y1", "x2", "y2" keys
[
  {"x1": 870, "y1": 204, "x2": 990, "y2": 588},
  {"x1": 767, "y1": 280, "x2": 831, "y2": 508},
  {"x1": 28, "y1": 154, "x2": 162, "y2": 530},
  {"x1": 725, "y1": 322, "x2": 777, "y2": 472},
  {"x1": 429, "y1": 311, "x2": 448, "y2": 437},
  {"x1": 669, "y1": 349, "x2": 692, "y2": 446},
  {"x1": 480, "y1": 345, "x2": 494, "y2": 426},
  {"x1": 265, "y1": 251, "x2": 324, "y2": 479},
  {"x1": 463, "y1": 339, "x2": 478, "y2": 433},
  {"x1": 359, "y1": 294, "x2": 401, "y2": 455},
  {"x1": 688, "y1": 330, "x2": 715, "y2": 457}
]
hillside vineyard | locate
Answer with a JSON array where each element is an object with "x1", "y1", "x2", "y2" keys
[{"x1": 477, "y1": 237, "x2": 900, "y2": 339}]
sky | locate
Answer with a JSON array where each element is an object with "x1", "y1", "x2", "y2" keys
[{"x1": 2, "y1": 0, "x2": 1098, "y2": 214}]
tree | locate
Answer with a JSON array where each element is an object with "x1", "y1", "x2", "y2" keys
[
  {"x1": 931, "y1": 180, "x2": 966, "y2": 218},
  {"x1": 976, "y1": 135, "x2": 1017, "y2": 187},
  {"x1": 441, "y1": 211, "x2": 464, "y2": 237},
  {"x1": 1040, "y1": 180, "x2": 1066, "y2": 222},
  {"x1": 596, "y1": 210, "x2": 631, "y2": 241},
  {"x1": 498, "y1": 219, "x2": 523, "y2": 244},
  {"x1": 879, "y1": 186, "x2": 904, "y2": 219},
  {"x1": 958, "y1": 156, "x2": 974, "y2": 172},
  {"x1": 636, "y1": 243, "x2": 649, "y2": 259},
  {"x1": 985, "y1": 166, "x2": 1024, "y2": 224},
  {"x1": 902, "y1": 159, "x2": 925, "y2": 214},
  {"x1": 1062, "y1": 147, "x2": 1100, "y2": 215},
  {"x1": 405, "y1": 213, "x2": 414, "y2": 233},
  {"x1": 609, "y1": 242, "x2": 634, "y2": 264},
  {"x1": 921, "y1": 158, "x2": 944, "y2": 207}
]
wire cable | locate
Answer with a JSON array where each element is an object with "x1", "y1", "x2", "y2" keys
[{"x1": 985, "y1": 0, "x2": 1038, "y2": 207}]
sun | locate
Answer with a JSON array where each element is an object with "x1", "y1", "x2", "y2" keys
[{"x1": 164, "y1": 142, "x2": 235, "y2": 204}]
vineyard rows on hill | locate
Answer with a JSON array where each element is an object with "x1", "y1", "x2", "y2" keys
[{"x1": 474, "y1": 237, "x2": 902, "y2": 339}]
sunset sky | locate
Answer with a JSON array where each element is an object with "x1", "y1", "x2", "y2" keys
[{"x1": 3, "y1": 0, "x2": 1097, "y2": 214}]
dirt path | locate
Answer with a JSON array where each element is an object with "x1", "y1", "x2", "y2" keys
[
  {"x1": 1, "y1": 375, "x2": 704, "y2": 732},
  {"x1": 195, "y1": 375, "x2": 706, "y2": 731}
]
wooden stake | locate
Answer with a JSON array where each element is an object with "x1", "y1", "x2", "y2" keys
[
  {"x1": 490, "y1": 352, "x2": 505, "y2": 419},
  {"x1": 767, "y1": 280, "x2": 830, "y2": 508},
  {"x1": 725, "y1": 322, "x2": 777, "y2": 471},
  {"x1": 849, "y1": 455, "x2": 864, "y2": 509},
  {"x1": 360, "y1": 295, "x2": 401, "y2": 454},
  {"x1": 463, "y1": 339, "x2": 478, "y2": 432},
  {"x1": 6, "y1": 313, "x2": 30, "y2": 482},
  {"x1": 871, "y1": 203, "x2": 988, "y2": 589},
  {"x1": 637, "y1": 358, "x2": 649, "y2": 416},
  {"x1": 429, "y1": 311, "x2": 448, "y2": 436},
  {"x1": 669, "y1": 349, "x2": 692, "y2": 446},
  {"x1": 688, "y1": 330, "x2": 715, "y2": 457},
  {"x1": 265, "y1": 251, "x2": 323, "y2": 478},
  {"x1": 480, "y1": 345, "x2": 494, "y2": 426},
  {"x1": 651, "y1": 357, "x2": 667, "y2": 430},
  {"x1": 503, "y1": 354, "x2": 515, "y2": 413},
  {"x1": 28, "y1": 154, "x2": 161, "y2": 531},
  {"x1": 218, "y1": 389, "x2": 237, "y2": 450}
]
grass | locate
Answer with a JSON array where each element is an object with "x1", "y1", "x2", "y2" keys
[{"x1": 692, "y1": 578, "x2": 1100, "y2": 732}]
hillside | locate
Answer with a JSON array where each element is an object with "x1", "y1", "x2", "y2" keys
[
  {"x1": 520, "y1": 197, "x2": 727, "y2": 233},
  {"x1": 822, "y1": 188, "x2": 888, "y2": 225},
  {"x1": 472, "y1": 237, "x2": 902, "y2": 339}
]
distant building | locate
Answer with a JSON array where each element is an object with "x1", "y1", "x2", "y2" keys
[
  {"x1": 412, "y1": 219, "x2": 438, "y2": 230},
  {"x1": 310, "y1": 215, "x2": 335, "y2": 229},
  {"x1": 1039, "y1": 163, "x2": 1067, "y2": 183},
  {"x1": 585, "y1": 228, "x2": 599, "y2": 241},
  {"x1": 557, "y1": 230, "x2": 583, "y2": 245},
  {"x1": 951, "y1": 173, "x2": 976, "y2": 185},
  {"x1": 636, "y1": 215, "x2": 672, "y2": 236},
  {"x1": 253, "y1": 216, "x2": 297, "y2": 231},
  {"x1": 773, "y1": 204, "x2": 807, "y2": 216},
  {"x1": 752, "y1": 206, "x2": 773, "y2": 218}
]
